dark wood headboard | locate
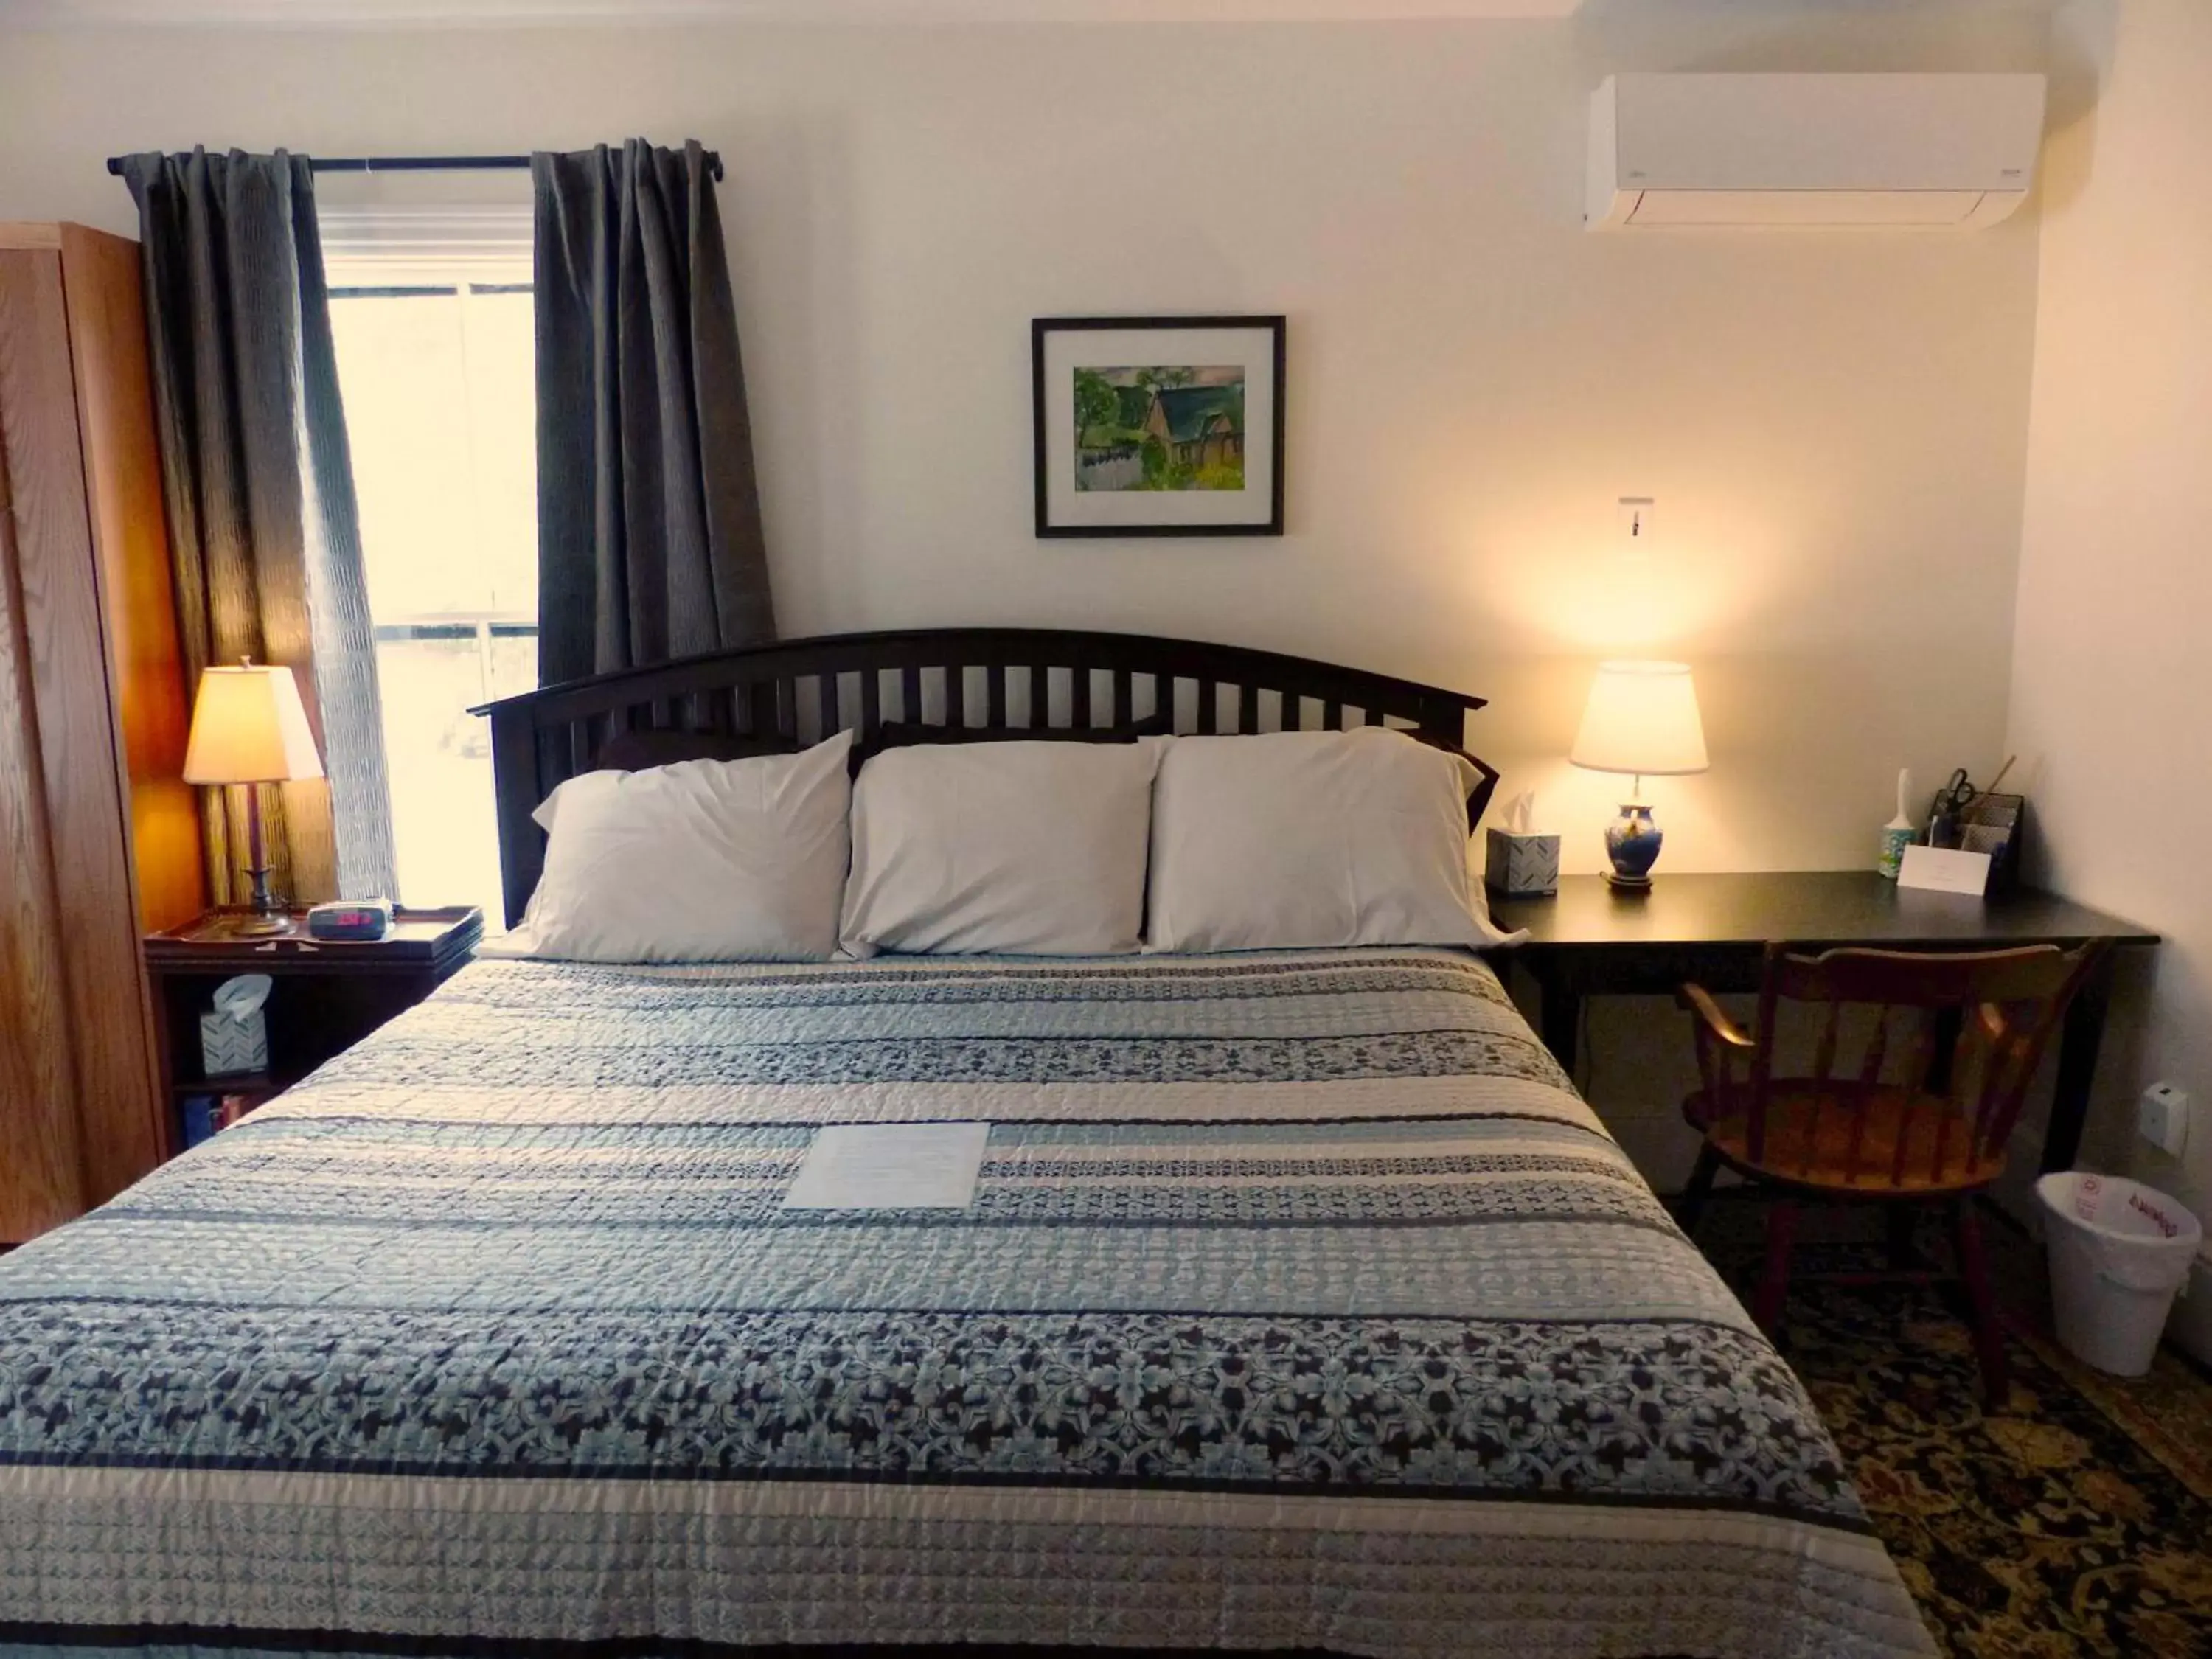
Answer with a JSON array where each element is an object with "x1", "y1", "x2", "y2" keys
[{"x1": 472, "y1": 627, "x2": 1498, "y2": 928}]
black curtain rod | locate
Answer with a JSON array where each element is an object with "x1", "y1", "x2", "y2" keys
[{"x1": 105, "y1": 151, "x2": 724, "y2": 181}]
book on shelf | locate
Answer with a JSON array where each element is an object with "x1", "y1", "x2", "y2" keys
[{"x1": 180, "y1": 1091, "x2": 267, "y2": 1148}]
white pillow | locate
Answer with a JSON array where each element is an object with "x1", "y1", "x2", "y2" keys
[
  {"x1": 493, "y1": 730, "x2": 852, "y2": 964},
  {"x1": 1146, "y1": 727, "x2": 1517, "y2": 952},
  {"x1": 840, "y1": 737, "x2": 1169, "y2": 956}
]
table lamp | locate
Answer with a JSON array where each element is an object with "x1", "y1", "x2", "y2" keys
[
  {"x1": 182, "y1": 658, "x2": 324, "y2": 935},
  {"x1": 1568, "y1": 660, "x2": 1708, "y2": 891}
]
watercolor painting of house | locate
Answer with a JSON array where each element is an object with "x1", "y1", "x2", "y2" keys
[{"x1": 1073, "y1": 366, "x2": 1245, "y2": 492}]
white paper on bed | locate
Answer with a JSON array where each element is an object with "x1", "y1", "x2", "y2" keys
[
  {"x1": 783, "y1": 1122, "x2": 991, "y2": 1210},
  {"x1": 1147, "y1": 727, "x2": 1523, "y2": 952},
  {"x1": 487, "y1": 730, "x2": 853, "y2": 964},
  {"x1": 840, "y1": 737, "x2": 1169, "y2": 956}
]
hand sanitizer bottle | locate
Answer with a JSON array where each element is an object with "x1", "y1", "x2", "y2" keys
[{"x1": 1878, "y1": 768, "x2": 1916, "y2": 880}]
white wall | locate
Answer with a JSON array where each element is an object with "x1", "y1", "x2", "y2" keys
[
  {"x1": 2008, "y1": 0, "x2": 2212, "y2": 1352},
  {"x1": 0, "y1": 7, "x2": 2051, "y2": 1174}
]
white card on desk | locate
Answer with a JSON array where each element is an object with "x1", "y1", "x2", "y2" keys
[
  {"x1": 1898, "y1": 844, "x2": 1992, "y2": 896},
  {"x1": 784, "y1": 1121, "x2": 990, "y2": 1210}
]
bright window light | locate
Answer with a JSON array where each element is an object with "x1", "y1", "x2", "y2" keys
[{"x1": 327, "y1": 214, "x2": 536, "y2": 925}]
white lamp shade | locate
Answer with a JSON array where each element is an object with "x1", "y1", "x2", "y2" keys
[
  {"x1": 1569, "y1": 661, "x2": 1709, "y2": 778},
  {"x1": 182, "y1": 663, "x2": 324, "y2": 785}
]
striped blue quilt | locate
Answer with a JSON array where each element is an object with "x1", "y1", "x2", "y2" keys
[{"x1": 0, "y1": 950, "x2": 1930, "y2": 1658}]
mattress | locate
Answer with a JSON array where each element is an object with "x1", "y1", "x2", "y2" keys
[{"x1": 0, "y1": 949, "x2": 1932, "y2": 1658}]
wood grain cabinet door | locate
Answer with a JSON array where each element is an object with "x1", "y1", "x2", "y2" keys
[
  {"x1": 0, "y1": 327, "x2": 90, "y2": 1241},
  {"x1": 0, "y1": 243, "x2": 168, "y2": 1234}
]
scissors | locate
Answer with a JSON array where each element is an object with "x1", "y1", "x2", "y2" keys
[{"x1": 1930, "y1": 768, "x2": 1976, "y2": 846}]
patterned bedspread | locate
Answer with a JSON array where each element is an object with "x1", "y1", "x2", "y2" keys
[{"x1": 0, "y1": 950, "x2": 1930, "y2": 1658}]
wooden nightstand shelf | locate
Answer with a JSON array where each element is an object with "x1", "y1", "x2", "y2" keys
[{"x1": 144, "y1": 906, "x2": 482, "y2": 1155}]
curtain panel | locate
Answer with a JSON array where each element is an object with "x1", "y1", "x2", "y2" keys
[
  {"x1": 122, "y1": 147, "x2": 397, "y2": 905},
  {"x1": 532, "y1": 138, "x2": 775, "y2": 685}
]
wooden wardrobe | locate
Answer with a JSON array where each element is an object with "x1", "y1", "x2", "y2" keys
[{"x1": 0, "y1": 222, "x2": 202, "y2": 1243}]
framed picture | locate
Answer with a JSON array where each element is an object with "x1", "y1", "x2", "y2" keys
[{"x1": 1032, "y1": 315, "x2": 1286, "y2": 538}]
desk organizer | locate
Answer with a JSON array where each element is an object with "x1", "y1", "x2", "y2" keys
[{"x1": 1950, "y1": 792, "x2": 2026, "y2": 895}]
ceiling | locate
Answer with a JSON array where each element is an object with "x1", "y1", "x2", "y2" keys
[
  {"x1": 0, "y1": 0, "x2": 2065, "y2": 29},
  {"x1": 0, "y1": 0, "x2": 1589, "y2": 23}
]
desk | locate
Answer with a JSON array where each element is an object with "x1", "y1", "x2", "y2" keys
[{"x1": 1487, "y1": 872, "x2": 2157, "y2": 1175}]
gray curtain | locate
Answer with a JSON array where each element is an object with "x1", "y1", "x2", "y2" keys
[
  {"x1": 532, "y1": 138, "x2": 774, "y2": 685},
  {"x1": 123, "y1": 147, "x2": 397, "y2": 905}
]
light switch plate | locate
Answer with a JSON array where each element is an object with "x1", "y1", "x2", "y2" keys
[{"x1": 2139, "y1": 1082, "x2": 2191, "y2": 1158}]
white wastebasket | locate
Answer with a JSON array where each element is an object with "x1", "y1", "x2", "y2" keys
[{"x1": 2035, "y1": 1172, "x2": 2203, "y2": 1377}]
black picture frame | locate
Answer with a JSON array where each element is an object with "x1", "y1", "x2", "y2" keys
[{"x1": 1032, "y1": 315, "x2": 1287, "y2": 538}]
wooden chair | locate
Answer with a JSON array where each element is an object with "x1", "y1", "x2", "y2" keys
[{"x1": 1675, "y1": 939, "x2": 2112, "y2": 1408}]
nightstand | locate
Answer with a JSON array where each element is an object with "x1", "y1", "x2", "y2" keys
[{"x1": 144, "y1": 905, "x2": 483, "y2": 1156}]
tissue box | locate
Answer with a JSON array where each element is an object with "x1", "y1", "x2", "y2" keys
[
  {"x1": 199, "y1": 1009, "x2": 268, "y2": 1078},
  {"x1": 1484, "y1": 828, "x2": 1560, "y2": 897}
]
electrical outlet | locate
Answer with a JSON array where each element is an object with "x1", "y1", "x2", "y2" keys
[
  {"x1": 1618, "y1": 496, "x2": 1655, "y2": 550},
  {"x1": 2138, "y1": 1082, "x2": 2190, "y2": 1158}
]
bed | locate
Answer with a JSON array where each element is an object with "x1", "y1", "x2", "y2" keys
[{"x1": 0, "y1": 630, "x2": 1931, "y2": 1658}]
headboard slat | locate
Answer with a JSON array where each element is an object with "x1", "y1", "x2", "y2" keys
[
  {"x1": 1070, "y1": 660, "x2": 1092, "y2": 729},
  {"x1": 859, "y1": 668, "x2": 881, "y2": 741}
]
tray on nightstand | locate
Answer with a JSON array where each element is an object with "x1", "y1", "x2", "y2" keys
[{"x1": 145, "y1": 905, "x2": 483, "y2": 973}]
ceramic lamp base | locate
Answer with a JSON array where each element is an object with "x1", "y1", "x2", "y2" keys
[{"x1": 1603, "y1": 801, "x2": 1665, "y2": 888}]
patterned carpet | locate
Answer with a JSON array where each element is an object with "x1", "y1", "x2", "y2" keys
[{"x1": 1695, "y1": 1197, "x2": 2212, "y2": 1658}]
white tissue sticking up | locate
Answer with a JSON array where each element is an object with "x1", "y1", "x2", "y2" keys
[
  {"x1": 212, "y1": 973, "x2": 274, "y2": 1026},
  {"x1": 1503, "y1": 790, "x2": 1536, "y2": 835}
]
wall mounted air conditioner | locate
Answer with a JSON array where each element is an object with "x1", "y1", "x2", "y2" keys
[{"x1": 1586, "y1": 72, "x2": 2047, "y2": 231}]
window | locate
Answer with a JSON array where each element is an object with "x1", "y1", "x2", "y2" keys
[{"x1": 324, "y1": 208, "x2": 535, "y2": 922}]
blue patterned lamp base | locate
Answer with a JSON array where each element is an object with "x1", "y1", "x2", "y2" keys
[{"x1": 1604, "y1": 801, "x2": 1663, "y2": 891}]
